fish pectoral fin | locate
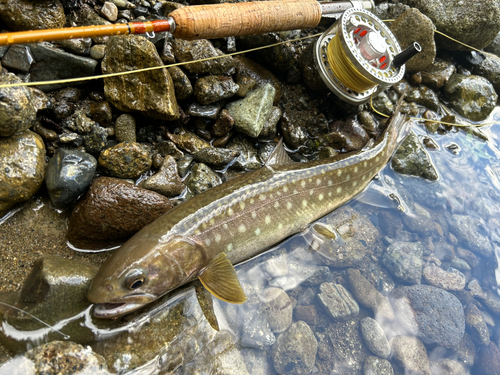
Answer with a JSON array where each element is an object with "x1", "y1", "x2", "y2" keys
[
  {"x1": 198, "y1": 253, "x2": 247, "y2": 304},
  {"x1": 195, "y1": 281, "x2": 220, "y2": 331},
  {"x1": 302, "y1": 223, "x2": 346, "y2": 261},
  {"x1": 265, "y1": 138, "x2": 295, "y2": 167}
]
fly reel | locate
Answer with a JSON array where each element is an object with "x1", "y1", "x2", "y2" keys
[{"x1": 314, "y1": 7, "x2": 420, "y2": 105}]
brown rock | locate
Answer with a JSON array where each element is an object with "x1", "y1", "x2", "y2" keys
[
  {"x1": 67, "y1": 177, "x2": 172, "y2": 250},
  {"x1": 0, "y1": 0, "x2": 65, "y2": 31},
  {"x1": 142, "y1": 155, "x2": 186, "y2": 197},
  {"x1": 98, "y1": 142, "x2": 152, "y2": 179}
]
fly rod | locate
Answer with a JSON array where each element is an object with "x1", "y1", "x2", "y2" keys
[{"x1": 0, "y1": 0, "x2": 374, "y2": 45}]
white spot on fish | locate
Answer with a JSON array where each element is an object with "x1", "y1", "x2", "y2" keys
[
  {"x1": 278, "y1": 223, "x2": 283, "y2": 229},
  {"x1": 195, "y1": 229, "x2": 201, "y2": 235},
  {"x1": 287, "y1": 202, "x2": 292, "y2": 210},
  {"x1": 362, "y1": 175, "x2": 367, "y2": 181},
  {"x1": 310, "y1": 190, "x2": 314, "y2": 196},
  {"x1": 293, "y1": 189, "x2": 298, "y2": 194},
  {"x1": 328, "y1": 180, "x2": 333, "y2": 186},
  {"x1": 308, "y1": 178, "x2": 312, "y2": 182},
  {"x1": 364, "y1": 161, "x2": 367, "y2": 167},
  {"x1": 205, "y1": 239, "x2": 211, "y2": 246},
  {"x1": 337, "y1": 170, "x2": 342, "y2": 176},
  {"x1": 228, "y1": 208, "x2": 234, "y2": 216},
  {"x1": 259, "y1": 194, "x2": 266, "y2": 201},
  {"x1": 376, "y1": 156, "x2": 380, "y2": 162},
  {"x1": 302, "y1": 200, "x2": 308, "y2": 207},
  {"x1": 354, "y1": 166, "x2": 358, "y2": 173},
  {"x1": 255, "y1": 228, "x2": 261, "y2": 235},
  {"x1": 240, "y1": 202, "x2": 245, "y2": 210},
  {"x1": 251, "y1": 211, "x2": 257, "y2": 219},
  {"x1": 210, "y1": 218, "x2": 215, "y2": 225},
  {"x1": 238, "y1": 224, "x2": 246, "y2": 233},
  {"x1": 337, "y1": 187, "x2": 342, "y2": 193},
  {"x1": 274, "y1": 201, "x2": 280, "y2": 208},
  {"x1": 283, "y1": 187, "x2": 288, "y2": 193},
  {"x1": 265, "y1": 215, "x2": 271, "y2": 224},
  {"x1": 227, "y1": 243, "x2": 233, "y2": 251},
  {"x1": 223, "y1": 223, "x2": 229, "y2": 230},
  {"x1": 203, "y1": 222, "x2": 207, "y2": 229},
  {"x1": 353, "y1": 181, "x2": 357, "y2": 187},
  {"x1": 319, "y1": 194, "x2": 324, "y2": 201},
  {"x1": 301, "y1": 181, "x2": 306, "y2": 188},
  {"x1": 215, "y1": 234, "x2": 221, "y2": 243},
  {"x1": 316, "y1": 179, "x2": 321, "y2": 186},
  {"x1": 346, "y1": 175, "x2": 351, "y2": 181},
  {"x1": 328, "y1": 192, "x2": 332, "y2": 197},
  {"x1": 250, "y1": 198, "x2": 255, "y2": 204}
]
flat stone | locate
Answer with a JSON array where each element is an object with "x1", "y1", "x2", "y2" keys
[
  {"x1": 363, "y1": 356, "x2": 394, "y2": 375},
  {"x1": 45, "y1": 149, "x2": 97, "y2": 208},
  {"x1": 465, "y1": 303, "x2": 490, "y2": 346},
  {"x1": 193, "y1": 147, "x2": 240, "y2": 168},
  {"x1": 317, "y1": 282, "x2": 359, "y2": 321},
  {"x1": 168, "y1": 66, "x2": 193, "y2": 101},
  {"x1": 99, "y1": 142, "x2": 152, "y2": 179},
  {"x1": 0, "y1": 131, "x2": 45, "y2": 216},
  {"x1": 360, "y1": 317, "x2": 391, "y2": 359},
  {"x1": 240, "y1": 308, "x2": 275, "y2": 350},
  {"x1": 422, "y1": 265, "x2": 466, "y2": 291},
  {"x1": 58, "y1": 37, "x2": 92, "y2": 56},
  {"x1": 142, "y1": 155, "x2": 185, "y2": 197},
  {"x1": 186, "y1": 102, "x2": 220, "y2": 119},
  {"x1": 449, "y1": 214, "x2": 493, "y2": 257},
  {"x1": 392, "y1": 131, "x2": 438, "y2": 181},
  {"x1": 473, "y1": 342, "x2": 500, "y2": 375},
  {"x1": 260, "y1": 287, "x2": 293, "y2": 334},
  {"x1": 166, "y1": 127, "x2": 211, "y2": 154},
  {"x1": 102, "y1": 35, "x2": 179, "y2": 120},
  {"x1": 1, "y1": 45, "x2": 35, "y2": 73}
]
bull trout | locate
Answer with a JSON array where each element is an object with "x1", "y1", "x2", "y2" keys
[{"x1": 87, "y1": 105, "x2": 410, "y2": 319}]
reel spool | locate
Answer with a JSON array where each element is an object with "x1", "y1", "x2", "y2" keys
[{"x1": 314, "y1": 8, "x2": 415, "y2": 105}]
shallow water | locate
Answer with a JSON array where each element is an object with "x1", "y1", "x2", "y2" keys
[{"x1": 1, "y1": 108, "x2": 500, "y2": 374}]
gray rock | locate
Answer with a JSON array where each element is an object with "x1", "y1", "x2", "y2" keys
[
  {"x1": 392, "y1": 131, "x2": 439, "y2": 181},
  {"x1": 405, "y1": 85, "x2": 440, "y2": 111},
  {"x1": 58, "y1": 37, "x2": 92, "y2": 56},
  {"x1": 30, "y1": 43, "x2": 98, "y2": 92},
  {"x1": 193, "y1": 147, "x2": 240, "y2": 168},
  {"x1": 390, "y1": 8, "x2": 436, "y2": 72},
  {"x1": 194, "y1": 75, "x2": 239, "y2": 105},
  {"x1": 186, "y1": 163, "x2": 222, "y2": 195},
  {"x1": 115, "y1": 113, "x2": 136, "y2": 143},
  {"x1": 280, "y1": 111, "x2": 309, "y2": 150},
  {"x1": 102, "y1": 35, "x2": 179, "y2": 120},
  {"x1": 403, "y1": 0, "x2": 500, "y2": 51},
  {"x1": 262, "y1": 251, "x2": 288, "y2": 278},
  {"x1": 373, "y1": 3, "x2": 409, "y2": 20},
  {"x1": 240, "y1": 348, "x2": 274, "y2": 375},
  {"x1": 429, "y1": 359, "x2": 466, "y2": 375},
  {"x1": 382, "y1": 241, "x2": 424, "y2": 284},
  {"x1": 363, "y1": 356, "x2": 394, "y2": 375},
  {"x1": 450, "y1": 258, "x2": 472, "y2": 271},
  {"x1": 226, "y1": 84, "x2": 275, "y2": 138},
  {"x1": 0, "y1": 73, "x2": 37, "y2": 137},
  {"x1": 187, "y1": 102, "x2": 220, "y2": 119},
  {"x1": 421, "y1": 58, "x2": 456, "y2": 90},
  {"x1": 473, "y1": 342, "x2": 500, "y2": 375},
  {"x1": 402, "y1": 202, "x2": 435, "y2": 235},
  {"x1": 463, "y1": 52, "x2": 500, "y2": 95},
  {"x1": 465, "y1": 303, "x2": 490, "y2": 346},
  {"x1": 449, "y1": 214, "x2": 493, "y2": 257},
  {"x1": 83, "y1": 125, "x2": 108, "y2": 156},
  {"x1": 172, "y1": 38, "x2": 235, "y2": 75},
  {"x1": 1, "y1": 45, "x2": 35, "y2": 73},
  {"x1": 443, "y1": 74, "x2": 498, "y2": 121},
  {"x1": 422, "y1": 265, "x2": 466, "y2": 291},
  {"x1": 101, "y1": 1, "x2": 118, "y2": 21},
  {"x1": 485, "y1": 32, "x2": 500, "y2": 56},
  {"x1": 317, "y1": 282, "x2": 359, "y2": 322},
  {"x1": 360, "y1": 317, "x2": 391, "y2": 359},
  {"x1": 227, "y1": 135, "x2": 262, "y2": 170},
  {"x1": 241, "y1": 308, "x2": 275, "y2": 349},
  {"x1": 272, "y1": 321, "x2": 317, "y2": 375},
  {"x1": 390, "y1": 336, "x2": 431, "y2": 375},
  {"x1": 168, "y1": 66, "x2": 193, "y2": 101},
  {"x1": 259, "y1": 106, "x2": 282, "y2": 140},
  {"x1": 98, "y1": 142, "x2": 152, "y2": 179},
  {"x1": 371, "y1": 92, "x2": 394, "y2": 117},
  {"x1": 142, "y1": 155, "x2": 185, "y2": 197},
  {"x1": 45, "y1": 149, "x2": 97, "y2": 208},
  {"x1": 261, "y1": 287, "x2": 293, "y2": 334},
  {"x1": 391, "y1": 285, "x2": 465, "y2": 348},
  {"x1": 0, "y1": 131, "x2": 45, "y2": 215}
]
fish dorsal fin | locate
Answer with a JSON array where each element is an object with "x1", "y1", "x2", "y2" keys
[
  {"x1": 198, "y1": 253, "x2": 247, "y2": 304},
  {"x1": 265, "y1": 138, "x2": 295, "y2": 167}
]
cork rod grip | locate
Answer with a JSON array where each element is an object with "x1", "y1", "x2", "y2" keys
[{"x1": 169, "y1": 0, "x2": 322, "y2": 40}]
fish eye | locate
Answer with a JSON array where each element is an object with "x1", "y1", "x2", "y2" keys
[{"x1": 125, "y1": 271, "x2": 146, "y2": 290}]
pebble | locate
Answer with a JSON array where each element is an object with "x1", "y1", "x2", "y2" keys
[
  {"x1": 271, "y1": 321, "x2": 317, "y2": 375},
  {"x1": 167, "y1": 127, "x2": 211, "y2": 154},
  {"x1": 213, "y1": 109, "x2": 234, "y2": 137},
  {"x1": 240, "y1": 308, "x2": 275, "y2": 349},
  {"x1": 360, "y1": 317, "x2": 391, "y2": 359},
  {"x1": 226, "y1": 135, "x2": 262, "y2": 170},
  {"x1": 89, "y1": 101, "x2": 113, "y2": 126},
  {"x1": 194, "y1": 75, "x2": 239, "y2": 105},
  {"x1": 142, "y1": 155, "x2": 186, "y2": 197},
  {"x1": 67, "y1": 177, "x2": 172, "y2": 249},
  {"x1": 186, "y1": 163, "x2": 222, "y2": 195},
  {"x1": 258, "y1": 106, "x2": 282, "y2": 140},
  {"x1": 363, "y1": 356, "x2": 394, "y2": 375},
  {"x1": 473, "y1": 342, "x2": 500, "y2": 375},
  {"x1": 465, "y1": 302, "x2": 490, "y2": 346},
  {"x1": 168, "y1": 66, "x2": 193, "y2": 101},
  {"x1": 75, "y1": 110, "x2": 96, "y2": 134},
  {"x1": 99, "y1": 142, "x2": 152, "y2": 179},
  {"x1": 33, "y1": 121, "x2": 58, "y2": 141},
  {"x1": 83, "y1": 125, "x2": 108, "y2": 155},
  {"x1": 226, "y1": 83, "x2": 276, "y2": 138},
  {"x1": 155, "y1": 140, "x2": 184, "y2": 160},
  {"x1": 101, "y1": 1, "x2": 118, "y2": 21},
  {"x1": 187, "y1": 102, "x2": 220, "y2": 119},
  {"x1": 58, "y1": 37, "x2": 92, "y2": 56},
  {"x1": 172, "y1": 39, "x2": 235, "y2": 75},
  {"x1": 1, "y1": 45, "x2": 34, "y2": 73},
  {"x1": 294, "y1": 305, "x2": 317, "y2": 326},
  {"x1": 262, "y1": 251, "x2": 288, "y2": 278},
  {"x1": 115, "y1": 113, "x2": 136, "y2": 142},
  {"x1": 30, "y1": 88, "x2": 52, "y2": 111},
  {"x1": 391, "y1": 285, "x2": 465, "y2": 348},
  {"x1": 449, "y1": 215, "x2": 493, "y2": 257},
  {"x1": 177, "y1": 154, "x2": 194, "y2": 178},
  {"x1": 0, "y1": 131, "x2": 45, "y2": 216},
  {"x1": 90, "y1": 44, "x2": 106, "y2": 60},
  {"x1": 193, "y1": 147, "x2": 240, "y2": 168},
  {"x1": 45, "y1": 149, "x2": 97, "y2": 208},
  {"x1": 421, "y1": 58, "x2": 456, "y2": 90},
  {"x1": 317, "y1": 282, "x2": 359, "y2": 321},
  {"x1": 260, "y1": 287, "x2": 293, "y2": 333},
  {"x1": 390, "y1": 336, "x2": 431, "y2": 375},
  {"x1": 0, "y1": 73, "x2": 37, "y2": 137},
  {"x1": 429, "y1": 359, "x2": 466, "y2": 375},
  {"x1": 422, "y1": 264, "x2": 466, "y2": 291},
  {"x1": 382, "y1": 241, "x2": 424, "y2": 284}
]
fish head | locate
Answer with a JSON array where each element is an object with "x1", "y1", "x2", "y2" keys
[{"x1": 88, "y1": 233, "x2": 204, "y2": 318}]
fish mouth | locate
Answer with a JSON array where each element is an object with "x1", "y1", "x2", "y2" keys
[{"x1": 92, "y1": 302, "x2": 146, "y2": 319}]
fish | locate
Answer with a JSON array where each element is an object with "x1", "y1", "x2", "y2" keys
[{"x1": 87, "y1": 103, "x2": 411, "y2": 319}]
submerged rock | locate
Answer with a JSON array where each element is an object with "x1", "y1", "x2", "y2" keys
[
  {"x1": 392, "y1": 131, "x2": 438, "y2": 181},
  {"x1": 317, "y1": 282, "x2": 359, "y2": 322},
  {"x1": 382, "y1": 241, "x2": 424, "y2": 284},
  {"x1": 364, "y1": 356, "x2": 394, "y2": 375},
  {"x1": 390, "y1": 336, "x2": 431, "y2": 375},
  {"x1": 260, "y1": 287, "x2": 293, "y2": 334},
  {"x1": 449, "y1": 215, "x2": 493, "y2": 257},
  {"x1": 360, "y1": 317, "x2": 391, "y2": 359}
]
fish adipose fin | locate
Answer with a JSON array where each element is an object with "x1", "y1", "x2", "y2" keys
[
  {"x1": 198, "y1": 253, "x2": 248, "y2": 304},
  {"x1": 265, "y1": 138, "x2": 295, "y2": 167},
  {"x1": 195, "y1": 281, "x2": 220, "y2": 331},
  {"x1": 302, "y1": 223, "x2": 346, "y2": 260}
]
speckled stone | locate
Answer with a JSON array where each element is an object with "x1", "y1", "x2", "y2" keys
[
  {"x1": 166, "y1": 127, "x2": 211, "y2": 154},
  {"x1": 364, "y1": 356, "x2": 394, "y2": 375},
  {"x1": 194, "y1": 75, "x2": 239, "y2": 105},
  {"x1": 98, "y1": 142, "x2": 152, "y2": 179},
  {"x1": 0, "y1": 0, "x2": 65, "y2": 31},
  {"x1": 360, "y1": 317, "x2": 391, "y2": 358},
  {"x1": 193, "y1": 147, "x2": 240, "y2": 168},
  {"x1": 114, "y1": 113, "x2": 136, "y2": 143},
  {"x1": 168, "y1": 66, "x2": 193, "y2": 101},
  {"x1": 382, "y1": 241, "x2": 424, "y2": 284},
  {"x1": 391, "y1": 336, "x2": 431, "y2": 375},
  {"x1": 186, "y1": 163, "x2": 222, "y2": 195},
  {"x1": 422, "y1": 265, "x2": 466, "y2": 291}
]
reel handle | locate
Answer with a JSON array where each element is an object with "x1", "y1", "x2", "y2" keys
[{"x1": 169, "y1": 0, "x2": 322, "y2": 40}]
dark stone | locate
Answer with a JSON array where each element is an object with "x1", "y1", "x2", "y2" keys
[
  {"x1": 473, "y1": 342, "x2": 500, "y2": 375},
  {"x1": 88, "y1": 101, "x2": 113, "y2": 126},
  {"x1": 0, "y1": 0, "x2": 65, "y2": 31},
  {"x1": 83, "y1": 125, "x2": 108, "y2": 156},
  {"x1": 194, "y1": 147, "x2": 240, "y2": 168},
  {"x1": 1, "y1": 45, "x2": 35, "y2": 73},
  {"x1": 392, "y1": 131, "x2": 439, "y2": 180},
  {"x1": 194, "y1": 75, "x2": 239, "y2": 105}
]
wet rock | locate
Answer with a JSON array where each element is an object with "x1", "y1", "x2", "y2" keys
[
  {"x1": 0, "y1": 131, "x2": 45, "y2": 215},
  {"x1": 177, "y1": 154, "x2": 194, "y2": 178},
  {"x1": 187, "y1": 102, "x2": 220, "y2": 120},
  {"x1": 346, "y1": 269, "x2": 394, "y2": 321},
  {"x1": 172, "y1": 39, "x2": 235, "y2": 75},
  {"x1": 382, "y1": 241, "x2": 423, "y2": 284},
  {"x1": 421, "y1": 59, "x2": 456, "y2": 90},
  {"x1": 465, "y1": 303, "x2": 490, "y2": 346},
  {"x1": 0, "y1": 73, "x2": 37, "y2": 137},
  {"x1": 358, "y1": 111, "x2": 378, "y2": 133},
  {"x1": 390, "y1": 8, "x2": 436, "y2": 72},
  {"x1": 294, "y1": 305, "x2": 317, "y2": 326},
  {"x1": 371, "y1": 92, "x2": 394, "y2": 116},
  {"x1": 363, "y1": 356, "x2": 394, "y2": 375},
  {"x1": 1, "y1": 45, "x2": 34, "y2": 73},
  {"x1": 405, "y1": 85, "x2": 440, "y2": 111},
  {"x1": 45, "y1": 149, "x2": 97, "y2": 208},
  {"x1": 226, "y1": 135, "x2": 262, "y2": 170},
  {"x1": 90, "y1": 44, "x2": 106, "y2": 60},
  {"x1": 443, "y1": 74, "x2": 497, "y2": 121},
  {"x1": 59, "y1": 132, "x2": 83, "y2": 146},
  {"x1": 259, "y1": 106, "x2": 282, "y2": 140},
  {"x1": 155, "y1": 140, "x2": 184, "y2": 160},
  {"x1": 422, "y1": 265, "x2": 466, "y2": 291},
  {"x1": 392, "y1": 131, "x2": 438, "y2": 181},
  {"x1": 430, "y1": 359, "x2": 466, "y2": 375},
  {"x1": 114, "y1": 113, "x2": 136, "y2": 142},
  {"x1": 262, "y1": 251, "x2": 288, "y2": 278},
  {"x1": 193, "y1": 147, "x2": 240, "y2": 168},
  {"x1": 67, "y1": 177, "x2": 172, "y2": 249},
  {"x1": 317, "y1": 282, "x2": 359, "y2": 322},
  {"x1": 261, "y1": 287, "x2": 293, "y2": 334},
  {"x1": 226, "y1": 84, "x2": 275, "y2": 138},
  {"x1": 24, "y1": 341, "x2": 109, "y2": 375},
  {"x1": 98, "y1": 142, "x2": 151, "y2": 179},
  {"x1": 360, "y1": 317, "x2": 391, "y2": 359},
  {"x1": 473, "y1": 342, "x2": 500, "y2": 375},
  {"x1": 101, "y1": 1, "x2": 118, "y2": 21},
  {"x1": 83, "y1": 125, "x2": 108, "y2": 155},
  {"x1": 89, "y1": 101, "x2": 112, "y2": 126},
  {"x1": 240, "y1": 348, "x2": 274, "y2": 375},
  {"x1": 328, "y1": 116, "x2": 371, "y2": 152},
  {"x1": 390, "y1": 336, "x2": 431, "y2": 375},
  {"x1": 373, "y1": 3, "x2": 410, "y2": 21},
  {"x1": 30, "y1": 43, "x2": 98, "y2": 92},
  {"x1": 236, "y1": 75, "x2": 257, "y2": 97},
  {"x1": 280, "y1": 111, "x2": 309, "y2": 150},
  {"x1": 449, "y1": 215, "x2": 493, "y2": 257},
  {"x1": 402, "y1": 203, "x2": 435, "y2": 235},
  {"x1": 30, "y1": 87, "x2": 52, "y2": 111},
  {"x1": 271, "y1": 321, "x2": 317, "y2": 375},
  {"x1": 405, "y1": 0, "x2": 500, "y2": 51},
  {"x1": 168, "y1": 66, "x2": 192, "y2": 101},
  {"x1": 391, "y1": 285, "x2": 465, "y2": 348},
  {"x1": 142, "y1": 155, "x2": 185, "y2": 197},
  {"x1": 33, "y1": 121, "x2": 57, "y2": 141},
  {"x1": 58, "y1": 37, "x2": 92, "y2": 56},
  {"x1": 186, "y1": 163, "x2": 222, "y2": 195},
  {"x1": 212, "y1": 109, "x2": 234, "y2": 137},
  {"x1": 0, "y1": 0, "x2": 65, "y2": 31},
  {"x1": 167, "y1": 127, "x2": 211, "y2": 154},
  {"x1": 194, "y1": 75, "x2": 239, "y2": 105},
  {"x1": 75, "y1": 110, "x2": 96, "y2": 134},
  {"x1": 102, "y1": 35, "x2": 179, "y2": 120},
  {"x1": 241, "y1": 308, "x2": 275, "y2": 349}
]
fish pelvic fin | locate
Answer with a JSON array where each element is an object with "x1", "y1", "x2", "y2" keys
[
  {"x1": 195, "y1": 281, "x2": 220, "y2": 331},
  {"x1": 198, "y1": 253, "x2": 247, "y2": 304},
  {"x1": 303, "y1": 223, "x2": 346, "y2": 261}
]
